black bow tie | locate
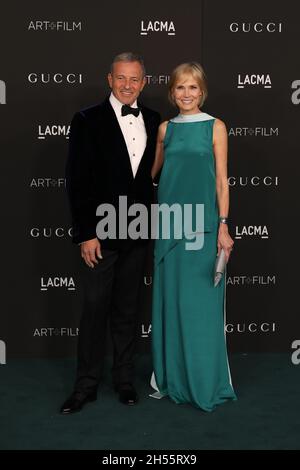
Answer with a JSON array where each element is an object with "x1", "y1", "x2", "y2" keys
[{"x1": 121, "y1": 104, "x2": 140, "y2": 117}]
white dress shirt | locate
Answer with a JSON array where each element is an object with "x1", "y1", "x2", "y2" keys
[{"x1": 109, "y1": 92, "x2": 147, "y2": 178}]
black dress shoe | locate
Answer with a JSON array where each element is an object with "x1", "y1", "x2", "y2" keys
[
  {"x1": 114, "y1": 383, "x2": 138, "y2": 405},
  {"x1": 60, "y1": 390, "x2": 97, "y2": 415}
]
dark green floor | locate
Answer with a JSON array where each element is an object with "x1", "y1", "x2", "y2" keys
[{"x1": 0, "y1": 354, "x2": 299, "y2": 450}]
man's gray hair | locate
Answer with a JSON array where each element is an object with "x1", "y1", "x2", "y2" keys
[{"x1": 110, "y1": 52, "x2": 146, "y2": 77}]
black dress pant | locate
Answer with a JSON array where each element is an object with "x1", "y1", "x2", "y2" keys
[{"x1": 75, "y1": 241, "x2": 147, "y2": 393}]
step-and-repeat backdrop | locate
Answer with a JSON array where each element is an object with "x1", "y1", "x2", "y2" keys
[{"x1": 0, "y1": 0, "x2": 299, "y2": 360}]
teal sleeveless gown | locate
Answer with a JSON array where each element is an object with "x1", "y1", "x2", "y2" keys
[{"x1": 151, "y1": 112, "x2": 237, "y2": 411}]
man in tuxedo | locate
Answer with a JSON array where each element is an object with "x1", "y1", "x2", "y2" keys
[{"x1": 60, "y1": 52, "x2": 160, "y2": 414}]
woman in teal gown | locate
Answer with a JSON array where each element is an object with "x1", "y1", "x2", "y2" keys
[{"x1": 150, "y1": 63, "x2": 237, "y2": 411}]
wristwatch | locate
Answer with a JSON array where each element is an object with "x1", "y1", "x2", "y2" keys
[{"x1": 219, "y1": 217, "x2": 228, "y2": 224}]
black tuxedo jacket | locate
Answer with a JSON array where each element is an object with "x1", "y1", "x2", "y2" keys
[{"x1": 66, "y1": 97, "x2": 160, "y2": 248}]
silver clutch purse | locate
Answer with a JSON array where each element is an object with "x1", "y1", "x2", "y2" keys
[{"x1": 214, "y1": 249, "x2": 227, "y2": 287}]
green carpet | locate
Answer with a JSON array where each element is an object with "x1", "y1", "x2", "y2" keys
[{"x1": 0, "y1": 354, "x2": 299, "y2": 450}]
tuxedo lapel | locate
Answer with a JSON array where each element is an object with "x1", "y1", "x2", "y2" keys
[
  {"x1": 93, "y1": 98, "x2": 155, "y2": 182},
  {"x1": 101, "y1": 99, "x2": 134, "y2": 180},
  {"x1": 134, "y1": 105, "x2": 156, "y2": 178},
  {"x1": 140, "y1": 107, "x2": 151, "y2": 141}
]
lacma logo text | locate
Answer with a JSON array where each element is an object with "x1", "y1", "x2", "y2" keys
[
  {"x1": 140, "y1": 20, "x2": 175, "y2": 36},
  {"x1": 38, "y1": 124, "x2": 70, "y2": 139},
  {"x1": 235, "y1": 225, "x2": 269, "y2": 239},
  {"x1": 40, "y1": 277, "x2": 75, "y2": 291},
  {"x1": 238, "y1": 74, "x2": 271, "y2": 89}
]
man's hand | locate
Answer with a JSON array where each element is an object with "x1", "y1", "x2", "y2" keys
[{"x1": 80, "y1": 238, "x2": 102, "y2": 268}]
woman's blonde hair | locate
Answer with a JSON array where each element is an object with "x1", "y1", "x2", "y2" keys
[{"x1": 168, "y1": 62, "x2": 208, "y2": 108}]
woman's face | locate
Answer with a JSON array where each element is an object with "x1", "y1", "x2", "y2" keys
[{"x1": 173, "y1": 74, "x2": 202, "y2": 114}]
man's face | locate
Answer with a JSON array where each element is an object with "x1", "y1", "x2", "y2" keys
[{"x1": 108, "y1": 61, "x2": 146, "y2": 105}]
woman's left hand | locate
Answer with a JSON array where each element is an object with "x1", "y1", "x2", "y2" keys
[{"x1": 217, "y1": 224, "x2": 234, "y2": 261}]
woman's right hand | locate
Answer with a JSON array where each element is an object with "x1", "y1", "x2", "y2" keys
[{"x1": 217, "y1": 224, "x2": 234, "y2": 261}]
